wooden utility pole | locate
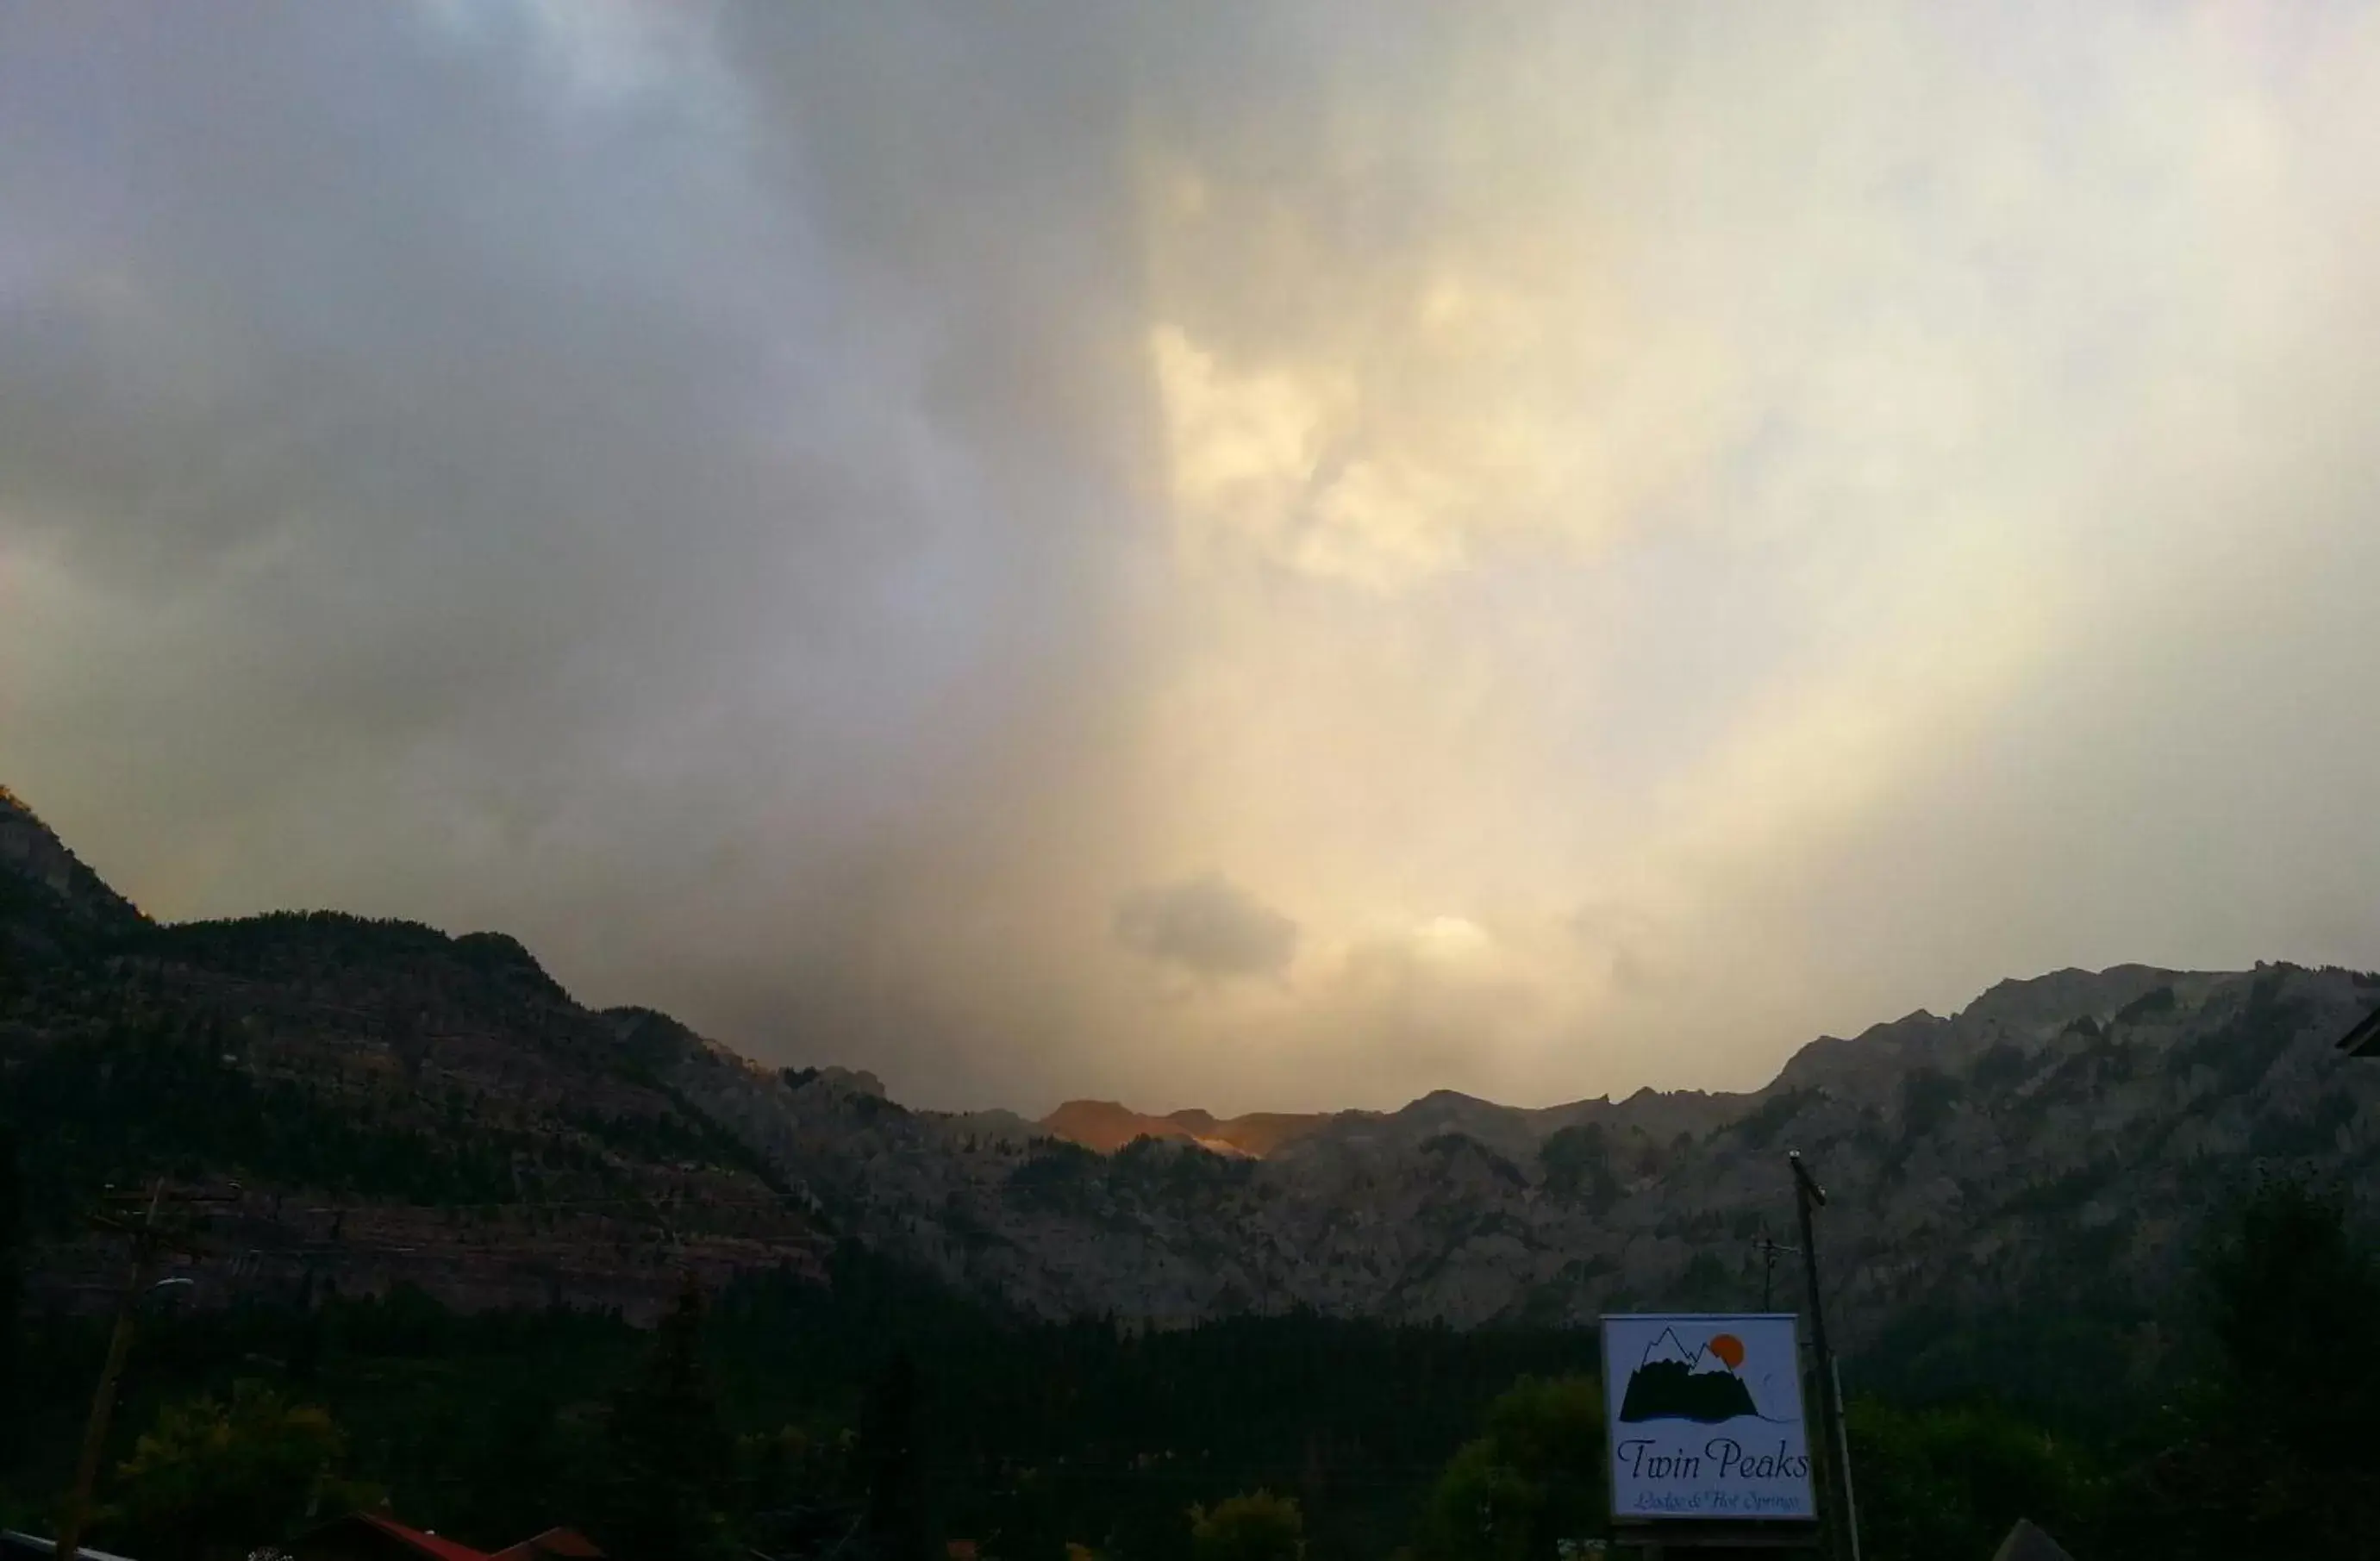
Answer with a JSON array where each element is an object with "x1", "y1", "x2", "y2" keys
[
  {"x1": 55, "y1": 1181, "x2": 228, "y2": 1561},
  {"x1": 1789, "y1": 1152, "x2": 1858, "y2": 1561}
]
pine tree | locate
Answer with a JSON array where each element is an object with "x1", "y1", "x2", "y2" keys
[
  {"x1": 2185, "y1": 1178, "x2": 2380, "y2": 1558},
  {"x1": 597, "y1": 1273, "x2": 737, "y2": 1561},
  {"x1": 0, "y1": 1124, "x2": 22, "y2": 1473},
  {"x1": 859, "y1": 1349, "x2": 928, "y2": 1561},
  {"x1": 2128, "y1": 1177, "x2": 2380, "y2": 1561}
]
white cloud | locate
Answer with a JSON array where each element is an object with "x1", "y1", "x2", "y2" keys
[{"x1": 6, "y1": 2, "x2": 2380, "y2": 1112}]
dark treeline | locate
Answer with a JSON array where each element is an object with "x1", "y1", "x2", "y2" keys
[
  {"x1": 1, "y1": 1242, "x2": 1607, "y2": 1561},
  {"x1": 5, "y1": 1173, "x2": 2379, "y2": 1560}
]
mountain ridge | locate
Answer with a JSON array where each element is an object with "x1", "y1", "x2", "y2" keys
[{"x1": 5, "y1": 782, "x2": 2379, "y2": 1361}]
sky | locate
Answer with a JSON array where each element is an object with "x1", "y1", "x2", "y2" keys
[{"x1": 5, "y1": 2, "x2": 2380, "y2": 1115}]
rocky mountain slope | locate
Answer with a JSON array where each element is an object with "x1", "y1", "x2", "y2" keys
[
  {"x1": 7, "y1": 784, "x2": 2379, "y2": 1363},
  {"x1": 671, "y1": 960, "x2": 2380, "y2": 1358},
  {"x1": 1, "y1": 789, "x2": 828, "y2": 1322}
]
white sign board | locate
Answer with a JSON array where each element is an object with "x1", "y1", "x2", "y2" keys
[{"x1": 1601, "y1": 1313, "x2": 1815, "y2": 1524}]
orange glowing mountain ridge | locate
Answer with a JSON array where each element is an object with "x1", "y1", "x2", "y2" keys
[{"x1": 1037, "y1": 1099, "x2": 1330, "y2": 1158}]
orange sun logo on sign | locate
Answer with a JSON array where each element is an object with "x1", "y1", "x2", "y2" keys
[{"x1": 1705, "y1": 1333, "x2": 1745, "y2": 1371}]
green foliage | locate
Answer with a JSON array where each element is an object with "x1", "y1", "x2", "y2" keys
[
  {"x1": 2130, "y1": 1177, "x2": 2380, "y2": 1560},
  {"x1": 595, "y1": 1277, "x2": 737, "y2": 1561},
  {"x1": 442, "y1": 1381, "x2": 584, "y2": 1548},
  {"x1": 1846, "y1": 1400, "x2": 2099, "y2": 1561},
  {"x1": 0, "y1": 1126, "x2": 21, "y2": 1468},
  {"x1": 1416, "y1": 1377, "x2": 1605, "y2": 1561},
  {"x1": 1852, "y1": 1283, "x2": 2158, "y2": 1440},
  {"x1": 860, "y1": 1351, "x2": 928, "y2": 1561},
  {"x1": 28, "y1": 1232, "x2": 2374, "y2": 1561},
  {"x1": 105, "y1": 1380, "x2": 381, "y2": 1561},
  {"x1": 1190, "y1": 1490, "x2": 1303, "y2": 1561},
  {"x1": 727, "y1": 1425, "x2": 848, "y2": 1560}
]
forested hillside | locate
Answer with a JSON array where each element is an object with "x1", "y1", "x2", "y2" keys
[{"x1": 2, "y1": 790, "x2": 826, "y2": 1322}]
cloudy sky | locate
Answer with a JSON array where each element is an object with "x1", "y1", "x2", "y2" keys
[{"x1": 5, "y1": 3, "x2": 2379, "y2": 1114}]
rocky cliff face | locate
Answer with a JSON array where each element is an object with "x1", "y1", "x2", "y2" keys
[
  {"x1": 8, "y1": 782, "x2": 2378, "y2": 1352},
  {"x1": 665, "y1": 962, "x2": 2380, "y2": 1351}
]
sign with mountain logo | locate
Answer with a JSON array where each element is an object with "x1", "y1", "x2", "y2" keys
[{"x1": 1600, "y1": 1314, "x2": 1815, "y2": 1524}]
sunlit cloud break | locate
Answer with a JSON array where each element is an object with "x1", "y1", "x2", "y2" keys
[{"x1": 3, "y1": 1, "x2": 2379, "y2": 1112}]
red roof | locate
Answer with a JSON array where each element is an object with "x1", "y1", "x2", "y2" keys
[
  {"x1": 347, "y1": 1516, "x2": 492, "y2": 1561},
  {"x1": 303, "y1": 1512, "x2": 603, "y2": 1561},
  {"x1": 490, "y1": 1532, "x2": 605, "y2": 1561}
]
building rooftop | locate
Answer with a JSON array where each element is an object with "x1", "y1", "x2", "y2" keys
[
  {"x1": 2, "y1": 1533, "x2": 142, "y2": 1561},
  {"x1": 490, "y1": 1531, "x2": 605, "y2": 1561}
]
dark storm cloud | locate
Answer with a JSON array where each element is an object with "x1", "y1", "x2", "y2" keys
[
  {"x1": 1115, "y1": 876, "x2": 1299, "y2": 983},
  {"x1": 7, "y1": 3, "x2": 2380, "y2": 1114},
  {"x1": 0, "y1": 0, "x2": 1172, "y2": 1105}
]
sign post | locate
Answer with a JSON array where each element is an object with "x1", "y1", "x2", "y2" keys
[
  {"x1": 1789, "y1": 1150, "x2": 1858, "y2": 1561},
  {"x1": 1601, "y1": 1313, "x2": 1821, "y2": 1555}
]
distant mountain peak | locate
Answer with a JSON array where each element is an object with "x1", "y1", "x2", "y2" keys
[{"x1": 1040, "y1": 1099, "x2": 1329, "y2": 1158}]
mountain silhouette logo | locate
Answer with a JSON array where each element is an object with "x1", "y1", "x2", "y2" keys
[{"x1": 1617, "y1": 1327, "x2": 1761, "y2": 1423}]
